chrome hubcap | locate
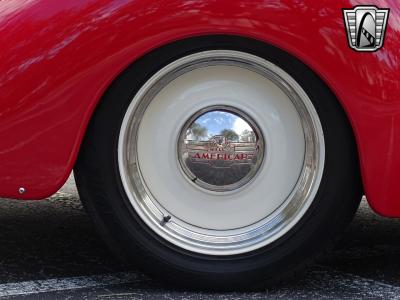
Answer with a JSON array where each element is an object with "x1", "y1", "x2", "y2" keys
[{"x1": 178, "y1": 106, "x2": 264, "y2": 192}]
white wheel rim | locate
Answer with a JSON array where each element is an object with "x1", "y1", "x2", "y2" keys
[{"x1": 118, "y1": 50, "x2": 325, "y2": 256}]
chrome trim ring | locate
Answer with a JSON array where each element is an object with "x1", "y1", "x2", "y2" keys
[
  {"x1": 118, "y1": 50, "x2": 325, "y2": 256},
  {"x1": 178, "y1": 105, "x2": 265, "y2": 192}
]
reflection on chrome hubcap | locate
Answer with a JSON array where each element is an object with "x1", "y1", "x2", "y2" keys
[{"x1": 178, "y1": 106, "x2": 264, "y2": 192}]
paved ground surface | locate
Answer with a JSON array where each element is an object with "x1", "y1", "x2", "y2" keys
[{"x1": 0, "y1": 176, "x2": 400, "y2": 299}]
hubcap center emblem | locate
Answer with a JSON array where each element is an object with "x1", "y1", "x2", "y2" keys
[{"x1": 178, "y1": 106, "x2": 264, "y2": 192}]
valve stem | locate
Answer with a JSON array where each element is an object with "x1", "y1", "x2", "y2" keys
[{"x1": 161, "y1": 215, "x2": 171, "y2": 226}]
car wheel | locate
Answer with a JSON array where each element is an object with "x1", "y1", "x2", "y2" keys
[{"x1": 74, "y1": 36, "x2": 362, "y2": 290}]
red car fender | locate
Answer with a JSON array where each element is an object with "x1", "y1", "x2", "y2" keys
[{"x1": 0, "y1": 0, "x2": 399, "y2": 216}]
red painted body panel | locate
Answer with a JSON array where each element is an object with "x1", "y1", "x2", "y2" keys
[{"x1": 0, "y1": 1, "x2": 399, "y2": 216}]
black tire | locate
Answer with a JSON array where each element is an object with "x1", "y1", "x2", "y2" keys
[{"x1": 74, "y1": 35, "x2": 362, "y2": 290}]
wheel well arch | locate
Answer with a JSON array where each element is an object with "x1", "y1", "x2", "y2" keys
[{"x1": 79, "y1": 34, "x2": 364, "y2": 192}]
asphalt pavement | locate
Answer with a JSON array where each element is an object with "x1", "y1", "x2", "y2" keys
[{"x1": 0, "y1": 175, "x2": 399, "y2": 299}]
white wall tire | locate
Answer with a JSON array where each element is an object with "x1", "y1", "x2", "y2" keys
[{"x1": 75, "y1": 36, "x2": 362, "y2": 290}]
